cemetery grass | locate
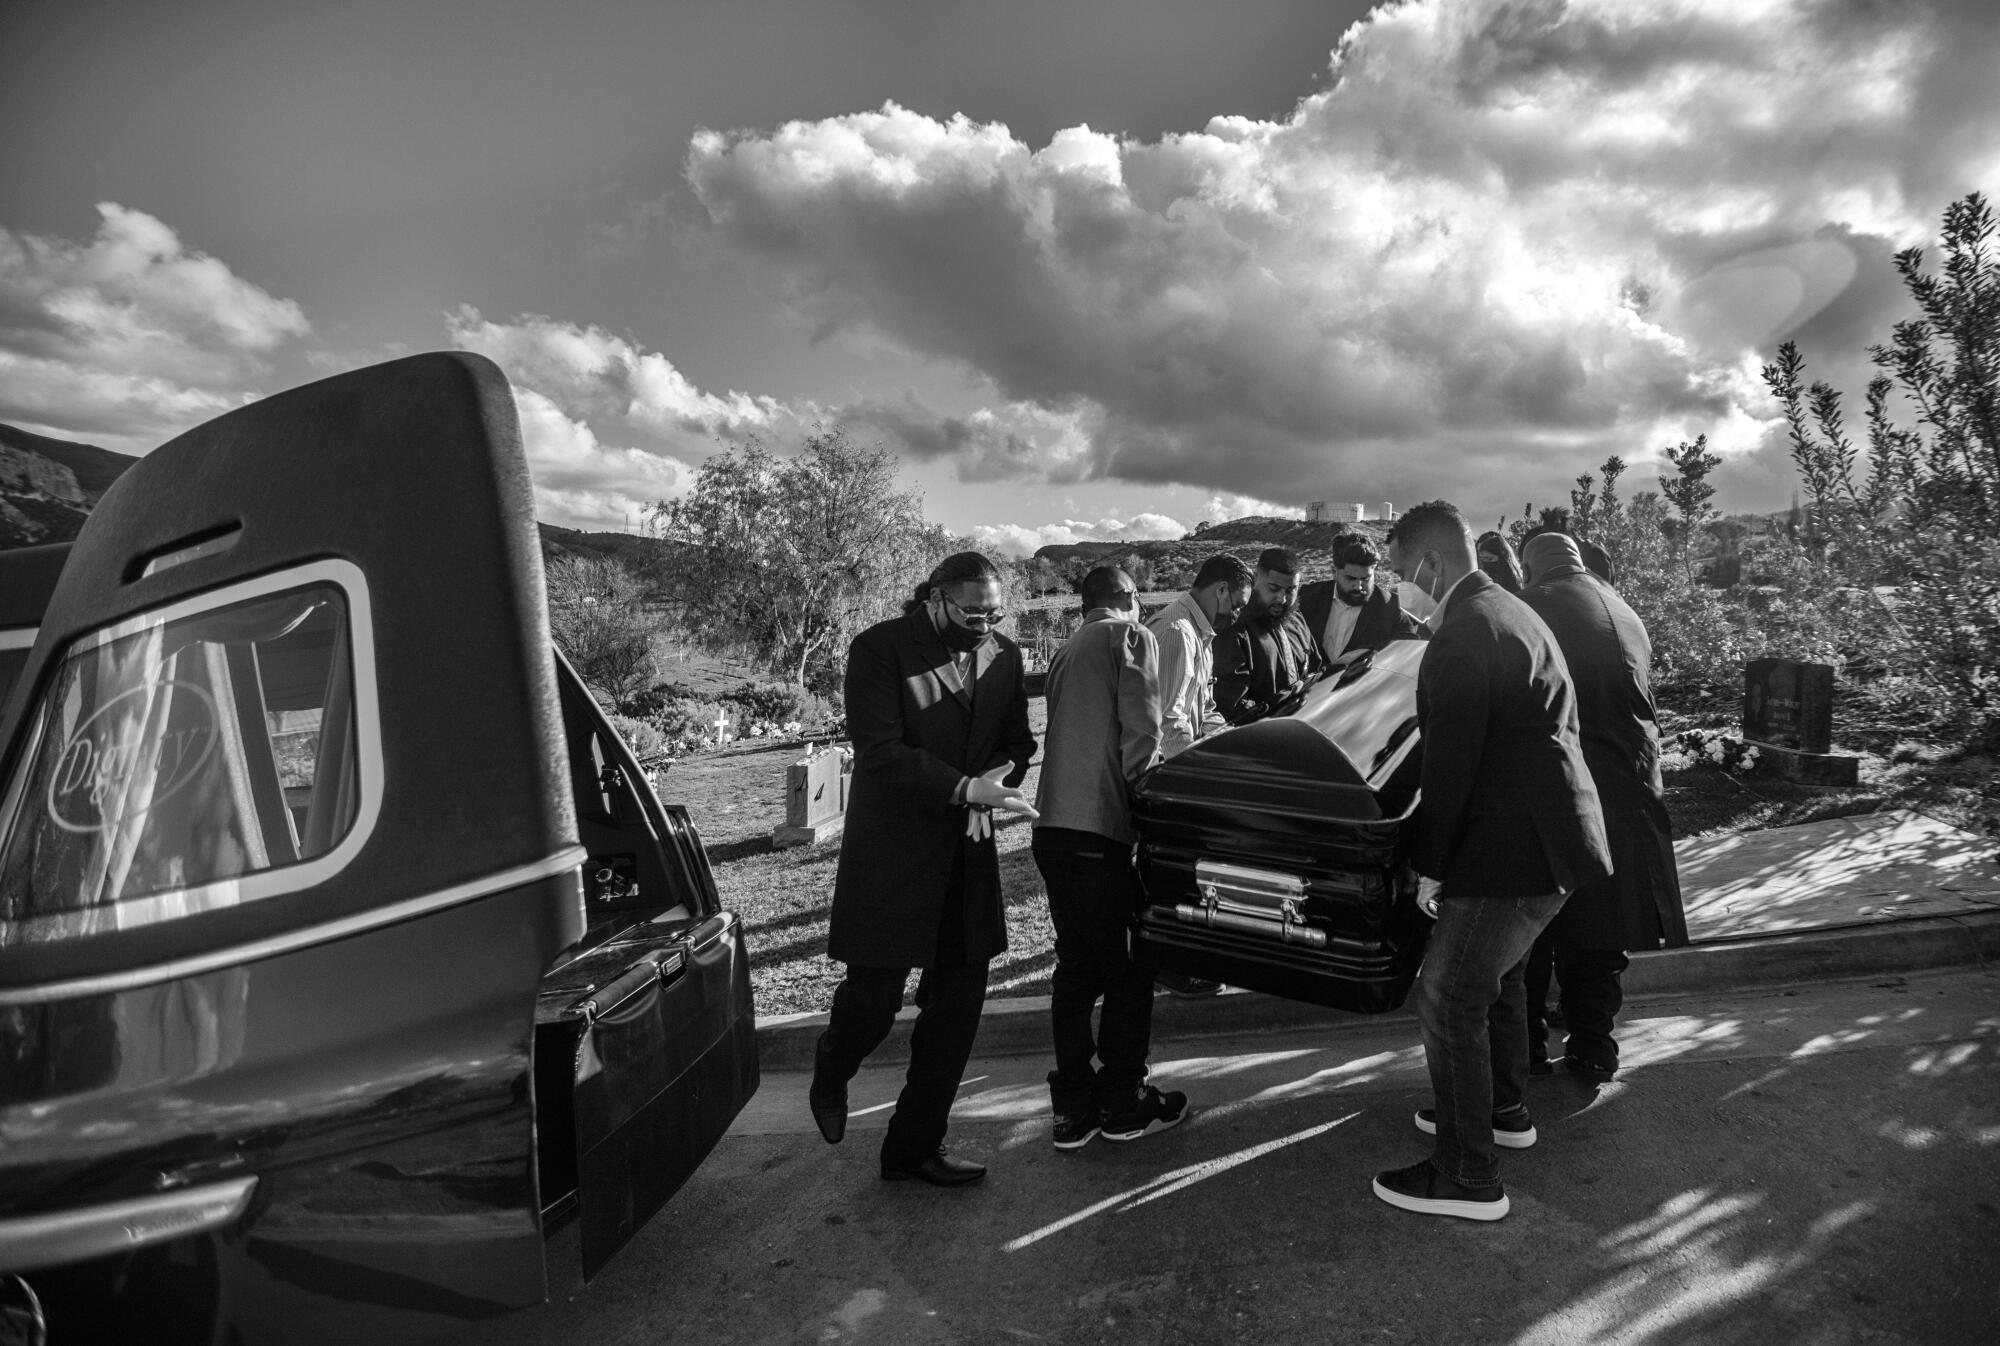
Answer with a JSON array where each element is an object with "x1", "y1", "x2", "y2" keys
[{"x1": 669, "y1": 695, "x2": 1996, "y2": 1019}]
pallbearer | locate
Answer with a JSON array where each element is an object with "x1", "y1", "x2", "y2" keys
[
  {"x1": 808, "y1": 552, "x2": 1038, "y2": 1186},
  {"x1": 1034, "y1": 567, "x2": 1187, "y2": 1148}
]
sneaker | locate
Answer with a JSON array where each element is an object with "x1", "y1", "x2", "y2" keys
[
  {"x1": 1155, "y1": 970, "x2": 1223, "y2": 998},
  {"x1": 1413, "y1": 1107, "x2": 1537, "y2": 1149},
  {"x1": 1101, "y1": 1086, "x2": 1190, "y2": 1142},
  {"x1": 1371, "y1": 1159, "x2": 1510, "y2": 1221},
  {"x1": 1052, "y1": 1112, "x2": 1100, "y2": 1151},
  {"x1": 1563, "y1": 1055, "x2": 1616, "y2": 1084}
]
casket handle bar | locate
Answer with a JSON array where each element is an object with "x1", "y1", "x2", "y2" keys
[{"x1": 1176, "y1": 884, "x2": 1329, "y2": 948}]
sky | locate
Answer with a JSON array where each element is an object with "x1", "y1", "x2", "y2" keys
[{"x1": 3, "y1": 0, "x2": 1997, "y2": 556}]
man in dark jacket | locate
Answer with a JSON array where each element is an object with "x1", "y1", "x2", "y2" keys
[
  {"x1": 809, "y1": 552, "x2": 1038, "y2": 1186},
  {"x1": 1519, "y1": 531, "x2": 1688, "y2": 1082},
  {"x1": 1297, "y1": 536, "x2": 1422, "y2": 667},
  {"x1": 1213, "y1": 547, "x2": 1325, "y2": 724},
  {"x1": 1034, "y1": 566, "x2": 1187, "y2": 1149},
  {"x1": 1374, "y1": 501, "x2": 1611, "y2": 1222}
]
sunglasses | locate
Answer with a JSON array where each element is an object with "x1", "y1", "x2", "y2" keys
[{"x1": 945, "y1": 594, "x2": 1006, "y2": 623}]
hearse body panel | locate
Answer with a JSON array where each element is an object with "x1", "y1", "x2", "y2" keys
[{"x1": 0, "y1": 353, "x2": 757, "y2": 1344}]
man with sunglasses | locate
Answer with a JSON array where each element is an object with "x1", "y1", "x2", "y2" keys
[{"x1": 810, "y1": 552, "x2": 1039, "y2": 1187}]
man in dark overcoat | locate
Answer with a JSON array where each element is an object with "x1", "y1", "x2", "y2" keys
[
  {"x1": 1374, "y1": 501, "x2": 1612, "y2": 1222},
  {"x1": 1519, "y1": 531, "x2": 1688, "y2": 1081},
  {"x1": 809, "y1": 552, "x2": 1038, "y2": 1186}
]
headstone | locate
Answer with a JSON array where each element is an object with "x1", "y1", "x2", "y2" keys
[
  {"x1": 772, "y1": 750, "x2": 845, "y2": 848},
  {"x1": 1743, "y1": 658, "x2": 1834, "y2": 752},
  {"x1": 1742, "y1": 658, "x2": 1858, "y2": 786}
]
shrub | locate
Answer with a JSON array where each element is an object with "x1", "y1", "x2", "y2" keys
[
  {"x1": 720, "y1": 680, "x2": 812, "y2": 726},
  {"x1": 607, "y1": 713, "x2": 671, "y2": 764}
]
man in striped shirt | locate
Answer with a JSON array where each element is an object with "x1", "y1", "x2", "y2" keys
[{"x1": 1144, "y1": 553, "x2": 1253, "y2": 758}]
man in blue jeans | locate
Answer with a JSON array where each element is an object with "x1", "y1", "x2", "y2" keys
[
  {"x1": 1377, "y1": 502, "x2": 1611, "y2": 1220},
  {"x1": 1033, "y1": 566, "x2": 1188, "y2": 1149}
]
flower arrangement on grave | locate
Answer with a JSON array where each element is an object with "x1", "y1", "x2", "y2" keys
[{"x1": 1660, "y1": 728, "x2": 1761, "y2": 774}]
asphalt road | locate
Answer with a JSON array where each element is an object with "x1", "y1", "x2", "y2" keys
[{"x1": 451, "y1": 967, "x2": 2000, "y2": 1346}]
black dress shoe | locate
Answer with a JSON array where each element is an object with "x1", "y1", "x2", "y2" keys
[
  {"x1": 809, "y1": 1033, "x2": 847, "y2": 1144},
  {"x1": 881, "y1": 1147, "x2": 986, "y2": 1186},
  {"x1": 809, "y1": 1081, "x2": 847, "y2": 1144}
]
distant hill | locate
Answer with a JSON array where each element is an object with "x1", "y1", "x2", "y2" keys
[
  {"x1": 0, "y1": 424, "x2": 138, "y2": 548},
  {"x1": 1029, "y1": 515, "x2": 1392, "y2": 589}
]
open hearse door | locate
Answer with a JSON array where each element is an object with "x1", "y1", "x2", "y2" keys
[{"x1": 0, "y1": 353, "x2": 757, "y2": 1346}]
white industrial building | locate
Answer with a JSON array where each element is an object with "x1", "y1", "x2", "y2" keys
[{"x1": 1306, "y1": 501, "x2": 1397, "y2": 524}]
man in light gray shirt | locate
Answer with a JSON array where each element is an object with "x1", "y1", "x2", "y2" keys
[
  {"x1": 1033, "y1": 566, "x2": 1189, "y2": 1150},
  {"x1": 1145, "y1": 553, "x2": 1253, "y2": 758}
]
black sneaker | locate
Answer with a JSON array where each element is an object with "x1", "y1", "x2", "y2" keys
[
  {"x1": 1102, "y1": 1086, "x2": 1189, "y2": 1142},
  {"x1": 1052, "y1": 1112, "x2": 1101, "y2": 1151},
  {"x1": 1564, "y1": 1055, "x2": 1616, "y2": 1083},
  {"x1": 1413, "y1": 1107, "x2": 1537, "y2": 1149},
  {"x1": 1155, "y1": 971, "x2": 1223, "y2": 998},
  {"x1": 1371, "y1": 1159, "x2": 1510, "y2": 1221}
]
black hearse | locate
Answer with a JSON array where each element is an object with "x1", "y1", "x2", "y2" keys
[
  {"x1": 1132, "y1": 639, "x2": 1433, "y2": 1012},
  {"x1": 0, "y1": 355, "x2": 757, "y2": 1345}
]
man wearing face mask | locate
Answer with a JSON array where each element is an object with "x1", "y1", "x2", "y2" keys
[
  {"x1": 1297, "y1": 536, "x2": 1423, "y2": 668},
  {"x1": 1374, "y1": 501, "x2": 1610, "y2": 1222},
  {"x1": 1212, "y1": 548, "x2": 1326, "y2": 725},
  {"x1": 809, "y1": 551, "x2": 1040, "y2": 1187}
]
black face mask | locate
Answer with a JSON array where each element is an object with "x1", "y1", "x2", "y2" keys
[{"x1": 937, "y1": 611, "x2": 986, "y2": 653}]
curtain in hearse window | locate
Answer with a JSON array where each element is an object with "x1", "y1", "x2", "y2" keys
[{"x1": 0, "y1": 582, "x2": 364, "y2": 944}]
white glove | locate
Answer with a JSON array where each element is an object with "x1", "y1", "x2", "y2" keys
[
  {"x1": 1417, "y1": 876, "x2": 1443, "y2": 919},
  {"x1": 964, "y1": 765, "x2": 1040, "y2": 819},
  {"x1": 964, "y1": 808, "x2": 993, "y2": 842}
]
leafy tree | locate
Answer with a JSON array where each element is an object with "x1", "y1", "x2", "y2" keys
[
  {"x1": 1568, "y1": 472, "x2": 1598, "y2": 540},
  {"x1": 545, "y1": 553, "x2": 665, "y2": 711},
  {"x1": 1660, "y1": 434, "x2": 1722, "y2": 584},
  {"x1": 1761, "y1": 191, "x2": 2000, "y2": 746},
  {"x1": 647, "y1": 428, "x2": 954, "y2": 689}
]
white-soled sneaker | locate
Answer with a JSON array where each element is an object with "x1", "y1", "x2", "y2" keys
[
  {"x1": 1414, "y1": 1106, "x2": 1537, "y2": 1149},
  {"x1": 1101, "y1": 1086, "x2": 1189, "y2": 1142}
]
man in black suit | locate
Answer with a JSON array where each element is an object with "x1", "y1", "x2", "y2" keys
[
  {"x1": 1519, "y1": 530, "x2": 1688, "y2": 1082},
  {"x1": 1213, "y1": 547, "x2": 1325, "y2": 724},
  {"x1": 809, "y1": 552, "x2": 1039, "y2": 1187},
  {"x1": 1296, "y1": 536, "x2": 1421, "y2": 667},
  {"x1": 1373, "y1": 501, "x2": 1611, "y2": 1222}
]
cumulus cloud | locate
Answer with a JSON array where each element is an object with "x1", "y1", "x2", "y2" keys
[
  {"x1": 686, "y1": 0, "x2": 2000, "y2": 516},
  {"x1": 969, "y1": 511, "x2": 1188, "y2": 560},
  {"x1": 510, "y1": 388, "x2": 689, "y2": 531},
  {"x1": 0, "y1": 203, "x2": 309, "y2": 449}
]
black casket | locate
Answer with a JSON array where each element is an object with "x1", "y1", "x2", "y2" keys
[{"x1": 1133, "y1": 638, "x2": 1430, "y2": 1013}]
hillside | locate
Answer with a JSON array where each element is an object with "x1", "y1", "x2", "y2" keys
[
  {"x1": 0, "y1": 424, "x2": 137, "y2": 548},
  {"x1": 1030, "y1": 515, "x2": 1392, "y2": 588}
]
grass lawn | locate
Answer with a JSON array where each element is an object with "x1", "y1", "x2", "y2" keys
[{"x1": 659, "y1": 691, "x2": 1996, "y2": 1018}]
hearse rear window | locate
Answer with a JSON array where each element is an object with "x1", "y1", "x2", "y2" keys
[{"x1": 0, "y1": 567, "x2": 375, "y2": 943}]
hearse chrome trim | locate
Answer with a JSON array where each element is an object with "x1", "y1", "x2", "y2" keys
[
  {"x1": 0, "y1": 846, "x2": 588, "y2": 1005},
  {"x1": 0, "y1": 1175, "x2": 258, "y2": 1274},
  {"x1": 0, "y1": 560, "x2": 385, "y2": 944},
  {"x1": 0, "y1": 628, "x2": 33, "y2": 651}
]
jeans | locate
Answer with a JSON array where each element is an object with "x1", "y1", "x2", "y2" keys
[
  {"x1": 1526, "y1": 934, "x2": 1630, "y2": 1071},
  {"x1": 1033, "y1": 830, "x2": 1155, "y2": 1116},
  {"x1": 818, "y1": 962, "x2": 989, "y2": 1167},
  {"x1": 1416, "y1": 890, "x2": 1569, "y2": 1189}
]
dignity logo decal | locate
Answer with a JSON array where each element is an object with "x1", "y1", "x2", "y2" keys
[{"x1": 47, "y1": 680, "x2": 219, "y2": 834}]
